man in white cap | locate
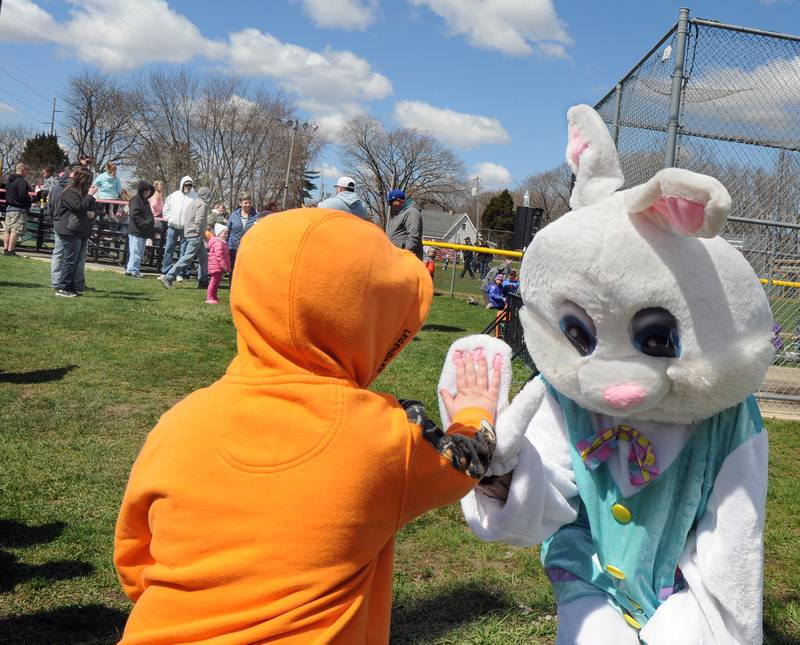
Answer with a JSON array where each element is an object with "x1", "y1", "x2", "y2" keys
[{"x1": 317, "y1": 176, "x2": 369, "y2": 220}]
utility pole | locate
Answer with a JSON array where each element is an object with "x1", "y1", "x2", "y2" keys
[
  {"x1": 281, "y1": 119, "x2": 318, "y2": 210},
  {"x1": 282, "y1": 120, "x2": 298, "y2": 210},
  {"x1": 50, "y1": 97, "x2": 62, "y2": 136}
]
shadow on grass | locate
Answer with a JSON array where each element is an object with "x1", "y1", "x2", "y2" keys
[
  {"x1": 391, "y1": 582, "x2": 516, "y2": 644},
  {"x1": 0, "y1": 365, "x2": 77, "y2": 384},
  {"x1": 764, "y1": 592, "x2": 800, "y2": 645},
  {"x1": 0, "y1": 520, "x2": 93, "y2": 594},
  {"x1": 0, "y1": 280, "x2": 47, "y2": 289},
  {"x1": 421, "y1": 324, "x2": 467, "y2": 333},
  {"x1": 0, "y1": 605, "x2": 128, "y2": 645},
  {"x1": 0, "y1": 520, "x2": 66, "y2": 546},
  {"x1": 0, "y1": 551, "x2": 94, "y2": 593}
]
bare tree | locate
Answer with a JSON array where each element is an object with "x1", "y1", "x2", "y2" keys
[
  {"x1": 64, "y1": 71, "x2": 136, "y2": 169},
  {"x1": 340, "y1": 116, "x2": 465, "y2": 226},
  {"x1": 191, "y1": 76, "x2": 298, "y2": 210},
  {"x1": 125, "y1": 70, "x2": 316, "y2": 209},
  {"x1": 127, "y1": 69, "x2": 200, "y2": 192},
  {"x1": 0, "y1": 124, "x2": 34, "y2": 176}
]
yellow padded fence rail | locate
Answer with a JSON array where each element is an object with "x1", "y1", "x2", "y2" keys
[
  {"x1": 423, "y1": 240, "x2": 523, "y2": 258},
  {"x1": 424, "y1": 241, "x2": 800, "y2": 289}
]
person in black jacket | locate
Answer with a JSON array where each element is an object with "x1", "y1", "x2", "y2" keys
[
  {"x1": 52, "y1": 168, "x2": 97, "y2": 297},
  {"x1": 3, "y1": 162, "x2": 32, "y2": 256},
  {"x1": 125, "y1": 181, "x2": 155, "y2": 277},
  {"x1": 459, "y1": 236, "x2": 476, "y2": 278},
  {"x1": 48, "y1": 165, "x2": 80, "y2": 290}
]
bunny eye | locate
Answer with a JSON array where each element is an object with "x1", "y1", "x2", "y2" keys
[
  {"x1": 559, "y1": 301, "x2": 596, "y2": 357},
  {"x1": 631, "y1": 308, "x2": 680, "y2": 358}
]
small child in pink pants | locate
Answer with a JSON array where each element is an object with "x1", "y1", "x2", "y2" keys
[{"x1": 206, "y1": 224, "x2": 231, "y2": 304}]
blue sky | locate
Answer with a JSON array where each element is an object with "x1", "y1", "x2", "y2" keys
[{"x1": 0, "y1": 0, "x2": 797, "y2": 190}]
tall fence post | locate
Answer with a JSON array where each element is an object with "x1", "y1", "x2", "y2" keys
[
  {"x1": 664, "y1": 7, "x2": 690, "y2": 168},
  {"x1": 448, "y1": 252, "x2": 457, "y2": 297},
  {"x1": 612, "y1": 83, "x2": 622, "y2": 147}
]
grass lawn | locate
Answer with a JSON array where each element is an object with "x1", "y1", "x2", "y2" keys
[{"x1": 0, "y1": 254, "x2": 798, "y2": 644}]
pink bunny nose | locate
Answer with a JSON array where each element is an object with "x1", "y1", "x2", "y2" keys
[{"x1": 603, "y1": 384, "x2": 647, "y2": 410}]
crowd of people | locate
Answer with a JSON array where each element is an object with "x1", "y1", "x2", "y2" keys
[
  {"x1": 2, "y1": 161, "x2": 512, "y2": 305},
  {"x1": 2, "y1": 166, "x2": 503, "y2": 325}
]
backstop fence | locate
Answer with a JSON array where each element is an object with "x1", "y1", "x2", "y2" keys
[{"x1": 595, "y1": 8, "x2": 800, "y2": 412}]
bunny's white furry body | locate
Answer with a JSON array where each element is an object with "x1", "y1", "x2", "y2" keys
[{"x1": 441, "y1": 105, "x2": 774, "y2": 644}]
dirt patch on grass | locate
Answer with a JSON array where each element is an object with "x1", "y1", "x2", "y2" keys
[{"x1": 103, "y1": 403, "x2": 148, "y2": 419}]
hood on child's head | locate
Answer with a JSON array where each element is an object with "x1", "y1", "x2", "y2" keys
[{"x1": 227, "y1": 208, "x2": 432, "y2": 387}]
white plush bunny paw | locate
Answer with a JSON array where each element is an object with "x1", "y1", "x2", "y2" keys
[{"x1": 437, "y1": 334, "x2": 512, "y2": 429}]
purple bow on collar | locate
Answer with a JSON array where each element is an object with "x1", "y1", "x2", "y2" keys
[{"x1": 576, "y1": 424, "x2": 660, "y2": 486}]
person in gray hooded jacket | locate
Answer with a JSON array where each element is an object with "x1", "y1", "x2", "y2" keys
[
  {"x1": 385, "y1": 189, "x2": 423, "y2": 259},
  {"x1": 317, "y1": 176, "x2": 369, "y2": 220},
  {"x1": 159, "y1": 187, "x2": 211, "y2": 289}
]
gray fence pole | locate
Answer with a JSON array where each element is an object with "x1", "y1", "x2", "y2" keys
[
  {"x1": 664, "y1": 7, "x2": 690, "y2": 168},
  {"x1": 612, "y1": 83, "x2": 622, "y2": 147},
  {"x1": 448, "y1": 252, "x2": 457, "y2": 297}
]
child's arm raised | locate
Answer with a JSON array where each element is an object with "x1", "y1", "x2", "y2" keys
[{"x1": 397, "y1": 351, "x2": 503, "y2": 526}]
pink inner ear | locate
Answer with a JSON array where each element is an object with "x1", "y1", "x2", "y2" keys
[
  {"x1": 650, "y1": 195, "x2": 706, "y2": 235},
  {"x1": 568, "y1": 126, "x2": 588, "y2": 169}
]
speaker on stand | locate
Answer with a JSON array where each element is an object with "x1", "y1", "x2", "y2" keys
[{"x1": 510, "y1": 206, "x2": 542, "y2": 250}]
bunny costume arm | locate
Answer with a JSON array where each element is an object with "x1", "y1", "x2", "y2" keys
[
  {"x1": 461, "y1": 385, "x2": 580, "y2": 546},
  {"x1": 640, "y1": 431, "x2": 768, "y2": 645}
]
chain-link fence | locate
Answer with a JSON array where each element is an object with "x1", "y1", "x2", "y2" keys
[{"x1": 595, "y1": 10, "x2": 800, "y2": 413}]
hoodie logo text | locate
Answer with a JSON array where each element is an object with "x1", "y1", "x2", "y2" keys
[{"x1": 379, "y1": 329, "x2": 412, "y2": 373}]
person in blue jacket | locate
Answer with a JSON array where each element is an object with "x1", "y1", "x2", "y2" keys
[
  {"x1": 502, "y1": 269, "x2": 520, "y2": 295},
  {"x1": 227, "y1": 193, "x2": 258, "y2": 271},
  {"x1": 486, "y1": 273, "x2": 507, "y2": 309}
]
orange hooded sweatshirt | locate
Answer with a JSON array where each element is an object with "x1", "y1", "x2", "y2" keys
[{"x1": 114, "y1": 209, "x2": 495, "y2": 644}]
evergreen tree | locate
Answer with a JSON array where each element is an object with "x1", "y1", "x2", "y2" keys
[
  {"x1": 302, "y1": 170, "x2": 320, "y2": 203},
  {"x1": 481, "y1": 189, "x2": 515, "y2": 232},
  {"x1": 21, "y1": 133, "x2": 68, "y2": 171}
]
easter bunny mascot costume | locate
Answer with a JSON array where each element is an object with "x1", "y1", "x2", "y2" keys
[{"x1": 436, "y1": 105, "x2": 774, "y2": 644}]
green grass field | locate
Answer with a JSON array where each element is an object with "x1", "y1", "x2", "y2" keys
[{"x1": 1, "y1": 254, "x2": 798, "y2": 644}]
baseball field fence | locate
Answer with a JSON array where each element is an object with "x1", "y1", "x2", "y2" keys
[{"x1": 595, "y1": 8, "x2": 800, "y2": 413}]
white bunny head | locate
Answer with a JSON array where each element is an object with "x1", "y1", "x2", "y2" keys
[{"x1": 519, "y1": 105, "x2": 774, "y2": 424}]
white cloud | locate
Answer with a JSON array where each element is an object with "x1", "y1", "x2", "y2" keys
[
  {"x1": 473, "y1": 162, "x2": 512, "y2": 189},
  {"x1": 226, "y1": 29, "x2": 391, "y2": 134},
  {"x1": 0, "y1": 101, "x2": 19, "y2": 114},
  {"x1": 393, "y1": 100, "x2": 510, "y2": 149},
  {"x1": 409, "y1": 0, "x2": 572, "y2": 58},
  {"x1": 320, "y1": 162, "x2": 343, "y2": 182},
  {"x1": 0, "y1": 0, "x2": 59, "y2": 42},
  {"x1": 64, "y1": 0, "x2": 219, "y2": 71},
  {"x1": 0, "y1": 0, "x2": 220, "y2": 71},
  {"x1": 298, "y1": 0, "x2": 378, "y2": 30},
  {"x1": 0, "y1": 0, "x2": 391, "y2": 131},
  {"x1": 228, "y1": 30, "x2": 391, "y2": 105}
]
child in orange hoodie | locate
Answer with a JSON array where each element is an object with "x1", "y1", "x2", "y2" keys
[{"x1": 114, "y1": 208, "x2": 503, "y2": 644}]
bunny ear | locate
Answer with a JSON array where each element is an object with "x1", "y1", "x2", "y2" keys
[
  {"x1": 566, "y1": 104, "x2": 624, "y2": 209},
  {"x1": 624, "y1": 167, "x2": 730, "y2": 238}
]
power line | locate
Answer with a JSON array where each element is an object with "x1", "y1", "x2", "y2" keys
[
  {"x1": 0, "y1": 96, "x2": 44, "y2": 123},
  {"x1": 0, "y1": 66, "x2": 51, "y2": 105},
  {"x1": 0, "y1": 89, "x2": 50, "y2": 121}
]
